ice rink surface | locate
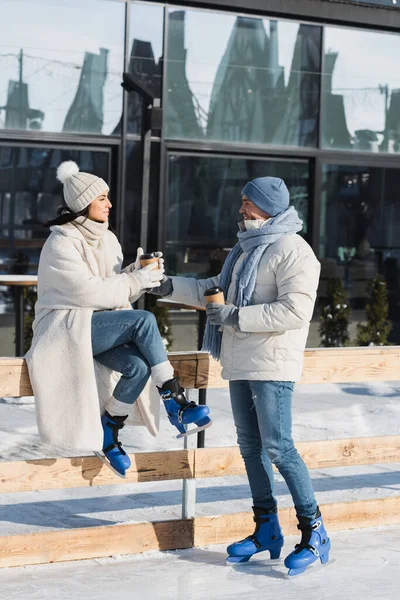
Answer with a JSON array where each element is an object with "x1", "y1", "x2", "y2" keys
[{"x1": 0, "y1": 526, "x2": 398, "y2": 600}]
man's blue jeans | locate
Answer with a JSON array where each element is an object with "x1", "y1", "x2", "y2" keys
[
  {"x1": 91, "y1": 310, "x2": 168, "y2": 406},
  {"x1": 229, "y1": 380, "x2": 318, "y2": 519}
]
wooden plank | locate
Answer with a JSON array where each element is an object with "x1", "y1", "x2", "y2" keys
[
  {"x1": 0, "y1": 449, "x2": 194, "y2": 493},
  {"x1": 1, "y1": 497, "x2": 399, "y2": 568},
  {"x1": 194, "y1": 436, "x2": 400, "y2": 477},
  {"x1": 0, "y1": 359, "x2": 33, "y2": 397},
  {"x1": 0, "y1": 356, "x2": 199, "y2": 396},
  {"x1": 1, "y1": 347, "x2": 399, "y2": 396},
  {"x1": 0, "y1": 435, "x2": 397, "y2": 493},
  {"x1": 0, "y1": 519, "x2": 194, "y2": 569},
  {"x1": 301, "y1": 346, "x2": 400, "y2": 384},
  {"x1": 193, "y1": 496, "x2": 400, "y2": 546},
  {"x1": 169, "y1": 354, "x2": 197, "y2": 388},
  {"x1": 195, "y1": 354, "x2": 224, "y2": 389},
  {"x1": 195, "y1": 347, "x2": 400, "y2": 388}
]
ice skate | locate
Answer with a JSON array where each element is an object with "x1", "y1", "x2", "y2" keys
[
  {"x1": 227, "y1": 507, "x2": 284, "y2": 564},
  {"x1": 284, "y1": 510, "x2": 331, "y2": 576},
  {"x1": 158, "y1": 377, "x2": 212, "y2": 438},
  {"x1": 94, "y1": 411, "x2": 131, "y2": 478}
]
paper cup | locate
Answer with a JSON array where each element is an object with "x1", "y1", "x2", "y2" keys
[
  {"x1": 140, "y1": 253, "x2": 159, "y2": 270},
  {"x1": 204, "y1": 286, "x2": 225, "y2": 305}
]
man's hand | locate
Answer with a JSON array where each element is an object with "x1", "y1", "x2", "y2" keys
[
  {"x1": 206, "y1": 303, "x2": 239, "y2": 327},
  {"x1": 148, "y1": 276, "x2": 173, "y2": 297}
]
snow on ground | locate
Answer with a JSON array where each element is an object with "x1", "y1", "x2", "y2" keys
[
  {"x1": 0, "y1": 526, "x2": 399, "y2": 600},
  {"x1": 0, "y1": 382, "x2": 399, "y2": 536}
]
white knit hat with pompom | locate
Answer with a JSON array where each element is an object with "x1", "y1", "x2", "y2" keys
[{"x1": 56, "y1": 161, "x2": 109, "y2": 213}]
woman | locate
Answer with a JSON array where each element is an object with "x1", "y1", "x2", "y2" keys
[
  {"x1": 26, "y1": 161, "x2": 211, "y2": 478},
  {"x1": 151, "y1": 176, "x2": 330, "y2": 576}
]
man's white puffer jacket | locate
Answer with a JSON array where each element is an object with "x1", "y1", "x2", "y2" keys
[{"x1": 170, "y1": 233, "x2": 320, "y2": 382}]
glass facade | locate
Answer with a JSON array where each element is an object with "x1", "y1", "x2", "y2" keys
[
  {"x1": 0, "y1": 0, "x2": 125, "y2": 134},
  {"x1": 0, "y1": 146, "x2": 110, "y2": 274},
  {"x1": 0, "y1": 0, "x2": 399, "y2": 345},
  {"x1": 166, "y1": 155, "x2": 309, "y2": 276},
  {"x1": 127, "y1": 2, "x2": 164, "y2": 134},
  {"x1": 123, "y1": 141, "x2": 160, "y2": 266},
  {"x1": 165, "y1": 9, "x2": 322, "y2": 146},
  {"x1": 322, "y1": 27, "x2": 400, "y2": 153},
  {"x1": 320, "y1": 163, "x2": 400, "y2": 338}
]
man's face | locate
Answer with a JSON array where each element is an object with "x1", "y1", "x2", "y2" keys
[{"x1": 239, "y1": 195, "x2": 269, "y2": 221}]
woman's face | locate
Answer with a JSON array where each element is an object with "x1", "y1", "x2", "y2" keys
[{"x1": 88, "y1": 192, "x2": 112, "y2": 222}]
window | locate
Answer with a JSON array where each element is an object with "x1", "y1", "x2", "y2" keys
[
  {"x1": 0, "y1": 145, "x2": 110, "y2": 278},
  {"x1": 0, "y1": 0, "x2": 125, "y2": 135},
  {"x1": 166, "y1": 154, "x2": 309, "y2": 277},
  {"x1": 165, "y1": 8, "x2": 322, "y2": 147},
  {"x1": 127, "y1": 2, "x2": 164, "y2": 134},
  {"x1": 320, "y1": 164, "x2": 400, "y2": 339},
  {"x1": 322, "y1": 26, "x2": 400, "y2": 153},
  {"x1": 123, "y1": 141, "x2": 160, "y2": 265}
]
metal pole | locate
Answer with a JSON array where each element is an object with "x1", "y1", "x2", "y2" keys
[
  {"x1": 15, "y1": 286, "x2": 25, "y2": 357},
  {"x1": 138, "y1": 101, "x2": 152, "y2": 310},
  {"x1": 140, "y1": 102, "x2": 152, "y2": 254},
  {"x1": 181, "y1": 390, "x2": 197, "y2": 519},
  {"x1": 197, "y1": 310, "x2": 208, "y2": 448},
  {"x1": 19, "y1": 49, "x2": 24, "y2": 129}
]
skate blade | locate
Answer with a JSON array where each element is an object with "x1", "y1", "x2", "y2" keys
[
  {"x1": 176, "y1": 419, "x2": 213, "y2": 439},
  {"x1": 93, "y1": 451, "x2": 126, "y2": 479},
  {"x1": 227, "y1": 553, "x2": 282, "y2": 566},
  {"x1": 226, "y1": 556, "x2": 251, "y2": 564},
  {"x1": 286, "y1": 558, "x2": 335, "y2": 578}
]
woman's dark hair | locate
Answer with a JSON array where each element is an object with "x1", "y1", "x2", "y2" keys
[{"x1": 44, "y1": 205, "x2": 89, "y2": 227}]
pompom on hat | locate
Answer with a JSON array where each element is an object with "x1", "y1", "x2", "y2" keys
[{"x1": 56, "y1": 161, "x2": 109, "y2": 213}]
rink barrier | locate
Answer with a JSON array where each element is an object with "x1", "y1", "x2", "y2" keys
[
  {"x1": 0, "y1": 497, "x2": 399, "y2": 569},
  {"x1": 0, "y1": 435, "x2": 399, "y2": 494},
  {"x1": 0, "y1": 346, "x2": 399, "y2": 568},
  {"x1": 1, "y1": 347, "x2": 400, "y2": 397}
]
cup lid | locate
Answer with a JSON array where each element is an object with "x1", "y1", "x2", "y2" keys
[
  {"x1": 204, "y1": 286, "x2": 224, "y2": 296},
  {"x1": 140, "y1": 253, "x2": 156, "y2": 259}
]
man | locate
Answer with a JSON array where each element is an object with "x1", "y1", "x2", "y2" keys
[{"x1": 151, "y1": 176, "x2": 330, "y2": 576}]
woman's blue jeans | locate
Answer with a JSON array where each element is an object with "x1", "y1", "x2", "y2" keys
[
  {"x1": 229, "y1": 380, "x2": 318, "y2": 519},
  {"x1": 91, "y1": 310, "x2": 168, "y2": 406}
]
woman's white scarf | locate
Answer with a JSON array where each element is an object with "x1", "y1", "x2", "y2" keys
[{"x1": 72, "y1": 217, "x2": 109, "y2": 278}]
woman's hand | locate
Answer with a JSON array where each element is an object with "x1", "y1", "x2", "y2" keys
[
  {"x1": 124, "y1": 248, "x2": 164, "y2": 274},
  {"x1": 131, "y1": 262, "x2": 165, "y2": 290}
]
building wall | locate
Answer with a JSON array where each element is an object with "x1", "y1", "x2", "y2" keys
[{"x1": 0, "y1": 0, "x2": 399, "y2": 354}]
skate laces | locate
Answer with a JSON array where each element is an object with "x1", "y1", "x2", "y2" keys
[
  {"x1": 243, "y1": 515, "x2": 271, "y2": 549},
  {"x1": 294, "y1": 520, "x2": 321, "y2": 554},
  {"x1": 104, "y1": 419, "x2": 127, "y2": 456},
  {"x1": 177, "y1": 401, "x2": 197, "y2": 423}
]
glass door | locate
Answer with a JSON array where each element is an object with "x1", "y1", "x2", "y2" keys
[{"x1": 165, "y1": 152, "x2": 311, "y2": 277}]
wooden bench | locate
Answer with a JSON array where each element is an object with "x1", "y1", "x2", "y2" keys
[{"x1": 0, "y1": 347, "x2": 399, "y2": 568}]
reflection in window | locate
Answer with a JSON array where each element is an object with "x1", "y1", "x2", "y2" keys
[
  {"x1": 165, "y1": 9, "x2": 321, "y2": 146},
  {"x1": 166, "y1": 154, "x2": 309, "y2": 277},
  {"x1": 127, "y1": 3, "x2": 164, "y2": 134},
  {"x1": 0, "y1": 0, "x2": 125, "y2": 134},
  {"x1": 320, "y1": 164, "x2": 400, "y2": 340},
  {"x1": 0, "y1": 146, "x2": 110, "y2": 279},
  {"x1": 322, "y1": 27, "x2": 400, "y2": 153},
  {"x1": 123, "y1": 141, "x2": 160, "y2": 266}
]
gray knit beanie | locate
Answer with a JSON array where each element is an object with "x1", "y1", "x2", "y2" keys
[
  {"x1": 241, "y1": 177, "x2": 289, "y2": 217},
  {"x1": 56, "y1": 161, "x2": 109, "y2": 213}
]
